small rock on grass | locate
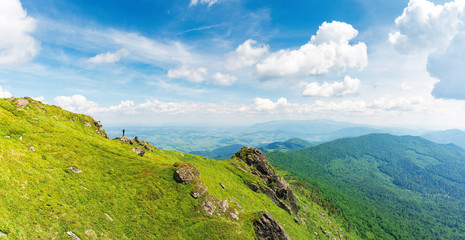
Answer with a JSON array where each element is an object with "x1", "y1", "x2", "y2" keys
[
  {"x1": 69, "y1": 167, "x2": 82, "y2": 173},
  {"x1": 66, "y1": 231, "x2": 81, "y2": 240}
]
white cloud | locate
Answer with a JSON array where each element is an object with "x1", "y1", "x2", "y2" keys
[
  {"x1": 256, "y1": 21, "x2": 367, "y2": 78},
  {"x1": 400, "y1": 82, "x2": 413, "y2": 90},
  {"x1": 389, "y1": 0, "x2": 465, "y2": 53},
  {"x1": 0, "y1": 85, "x2": 12, "y2": 98},
  {"x1": 88, "y1": 49, "x2": 129, "y2": 64},
  {"x1": 54, "y1": 95, "x2": 100, "y2": 114},
  {"x1": 225, "y1": 39, "x2": 269, "y2": 70},
  {"x1": 167, "y1": 65, "x2": 208, "y2": 83},
  {"x1": 32, "y1": 96, "x2": 44, "y2": 102},
  {"x1": 253, "y1": 97, "x2": 288, "y2": 111},
  {"x1": 302, "y1": 76, "x2": 360, "y2": 97},
  {"x1": 0, "y1": 0, "x2": 40, "y2": 66},
  {"x1": 390, "y1": 0, "x2": 465, "y2": 100},
  {"x1": 190, "y1": 0, "x2": 219, "y2": 7},
  {"x1": 212, "y1": 72, "x2": 237, "y2": 86}
]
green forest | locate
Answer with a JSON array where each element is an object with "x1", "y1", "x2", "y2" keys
[{"x1": 269, "y1": 134, "x2": 465, "y2": 239}]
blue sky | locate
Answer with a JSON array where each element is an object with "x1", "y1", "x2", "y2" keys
[{"x1": 1, "y1": 0, "x2": 465, "y2": 129}]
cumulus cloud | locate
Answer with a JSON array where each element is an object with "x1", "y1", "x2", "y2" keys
[
  {"x1": 32, "y1": 96, "x2": 44, "y2": 102},
  {"x1": 167, "y1": 65, "x2": 208, "y2": 83},
  {"x1": 0, "y1": 0, "x2": 40, "y2": 66},
  {"x1": 190, "y1": 0, "x2": 219, "y2": 7},
  {"x1": 254, "y1": 97, "x2": 288, "y2": 111},
  {"x1": 225, "y1": 39, "x2": 269, "y2": 70},
  {"x1": 389, "y1": 0, "x2": 465, "y2": 53},
  {"x1": 0, "y1": 85, "x2": 12, "y2": 98},
  {"x1": 88, "y1": 49, "x2": 129, "y2": 64},
  {"x1": 54, "y1": 95, "x2": 100, "y2": 114},
  {"x1": 256, "y1": 21, "x2": 367, "y2": 78},
  {"x1": 302, "y1": 76, "x2": 360, "y2": 97},
  {"x1": 391, "y1": 0, "x2": 465, "y2": 100},
  {"x1": 212, "y1": 72, "x2": 237, "y2": 86}
]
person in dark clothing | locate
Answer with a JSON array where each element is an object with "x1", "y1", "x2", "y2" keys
[{"x1": 123, "y1": 129, "x2": 125, "y2": 136}]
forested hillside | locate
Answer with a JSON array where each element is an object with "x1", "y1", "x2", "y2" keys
[{"x1": 269, "y1": 134, "x2": 465, "y2": 239}]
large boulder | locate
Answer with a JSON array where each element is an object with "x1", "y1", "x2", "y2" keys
[
  {"x1": 253, "y1": 211, "x2": 290, "y2": 240},
  {"x1": 173, "y1": 163, "x2": 200, "y2": 185},
  {"x1": 132, "y1": 147, "x2": 145, "y2": 157},
  {"x1": 173, "y1": 163, "x2": 208, "y2": 199}
]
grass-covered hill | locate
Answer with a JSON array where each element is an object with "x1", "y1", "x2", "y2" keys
[
  {"x1": 0, "y1": 97, "x2": 357, "y2": 239},
  {"x1": 268, "y1": 134, "x2": 465, "y2": 240}
]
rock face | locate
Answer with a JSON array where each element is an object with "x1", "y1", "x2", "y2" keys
[
  {"x1": 254, "y1": 211, "x2": 290, "y2": 240},
  {"x1": 93, "y1": 120, "x2": 109, "y2": 138},
  {"x1": 234, "y1": 147, "x2": 299, "y2": 215}
]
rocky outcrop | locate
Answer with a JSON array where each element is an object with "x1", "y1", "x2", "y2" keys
[
  {"x1": 16, "y1": 98, "x2": 29, "y2": 107},
  {"x1": 253, "y1": 211, "x2": 290, "y2": 240},
  {"x1": 132, "y1": 147, "x2": 145, "y2": 157},
  {"x1": 93, "y1": 121, "x2": 109, "y2": 138},
  {"x1": 173, "y1": 163, "x2": 208, "y2": 199},
  {"x1": 234, "y1": 147, "x2": 299, "y2": 215},
  {"x1": 200, "y1": 195, "x2": 240, "y2": 221}
]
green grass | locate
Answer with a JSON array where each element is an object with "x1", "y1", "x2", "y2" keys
[{"x1": 0, "y1": 97, "x2": 357, "y2": 239}]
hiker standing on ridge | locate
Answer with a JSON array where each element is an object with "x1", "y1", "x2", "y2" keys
[{"x1": 123, "y1": 129, "x2": 125, "y2": 136}]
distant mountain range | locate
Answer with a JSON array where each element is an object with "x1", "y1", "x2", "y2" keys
[
  {"x1": 269, "y1": 134, "x2": 465, "y2": 239},
  {"x1": 422, "y1": 129, "x2": 465, "y2": 150},
  {"x1": 106, "y1": 119, "x2": 465, "y2": 153}
]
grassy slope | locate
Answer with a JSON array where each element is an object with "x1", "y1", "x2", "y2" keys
[
  {"x1": 268, "y1": 134, "x2": 465, "y2": 240},
  {"x1": 0, "y1": 98, "x2": 356, "y2": 240}
]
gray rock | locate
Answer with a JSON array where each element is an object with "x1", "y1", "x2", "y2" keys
[
  {"x1": 66, "y1": 231, "x2": 81, "y2": 240},
  {"x1": 104, "y1": 213, "x2": 113, "y2": 222},
  {"x1": 119, "y1": 136, "x2": 133, "y2": 144},
  {"x1": 132, "y1": 147, "x2": 145, "y2": 156},
  {"x1": 253, "y1": 211, "x2": 290, "y2": 240},
  {"x1": 235, "y1": 147, "x2": 274, "y2": 176},
  {"x1": 28, "y1": 146, "x2": 35, "y2": 152},
  {"x1": 247, "y1": 180, "x2": 260, "y2": 192},
  {"x1": 69, "y1": 167, "x2": 82, "y2": 173},
  {"x1": 173, "y1": 163, "x2": 200, "y2": 185},
  {"x1": 84, "y1": 121, "x2": 92, "y2": 127},
  {"x1": 229, "y1": 208, "x2": 239, "y2": 221},
  {"x1": 220, "y1": 183, "x2": 225, "y2": 190},
  {"x1": 19, "y1": 136, "x2": 22, "y2": 141},
  {"x1": 200, "y1": 195, "x2": 233, "y2": 218},
  {"x1": 16, "y1": 98, "x2": 29, "y2": 107},
  {"x1": 0, "y1": 231, "x2": 7, "y2": 237},
  {"x1": 229, "y1": 198, "x2": 244, "y2": 212},
  {"x1": 190, "y1": 182, "x2": 208, "y2": 199}
]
